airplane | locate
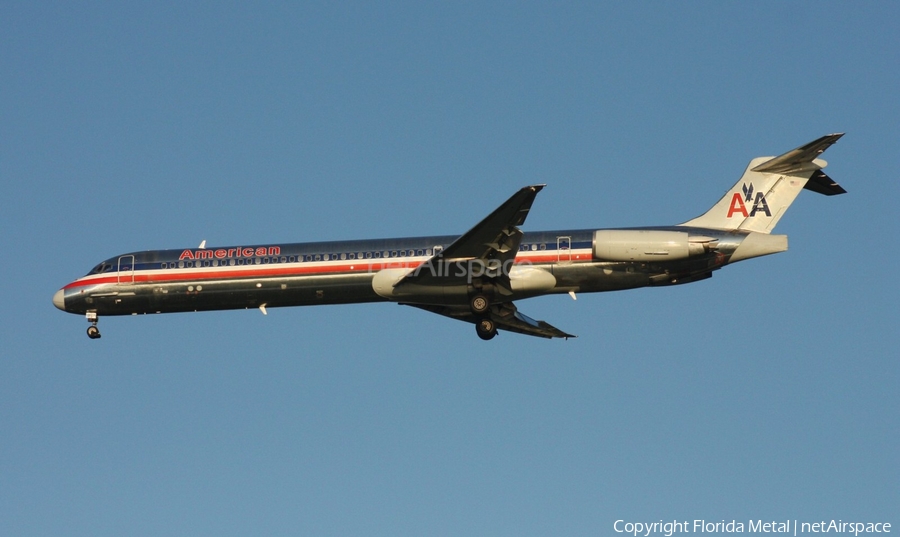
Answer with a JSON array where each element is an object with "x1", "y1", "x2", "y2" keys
[{"x1": 53, "y1": 134, "x2": 846, "y2": 340}]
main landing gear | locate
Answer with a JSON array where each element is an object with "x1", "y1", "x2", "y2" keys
[
  {"x1": 86, "y1": 311, "x2": 101, "y2": 339},
  {"x1": 475, "y1": 318, "x2": 497, "y2": 340},
  {"x1": 470, "y1": 293, "x2": 496, "y2": 340},
  {"x1": 470, "y1": 294, "x2": 490, "y2": 315}
]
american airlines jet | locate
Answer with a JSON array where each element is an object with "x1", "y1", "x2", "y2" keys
[{"x1": 54, "y1": 134, "x2": 846, "y2": 340}]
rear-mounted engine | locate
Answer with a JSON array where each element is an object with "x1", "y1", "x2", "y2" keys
[{"x1": 592, "y1": 230, "x2": 717, "y2": 261}]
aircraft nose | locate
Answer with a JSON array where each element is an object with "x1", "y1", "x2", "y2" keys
[{"x1": 53, "y1": 289, "x2": 66, "y2": 311}]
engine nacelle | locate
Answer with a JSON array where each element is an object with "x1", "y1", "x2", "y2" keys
[
  {"x1": 371, "y1": 267, "x2": 415, "y2": 299},
  {"x1": 593, "y1": 230, "x2": 715, "y2": 262}
]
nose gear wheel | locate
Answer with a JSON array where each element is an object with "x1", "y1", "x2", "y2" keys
[{"x1": 85, "y1": 311, "x2": 101, "y2": 339}]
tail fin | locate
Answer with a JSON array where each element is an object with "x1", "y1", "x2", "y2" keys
[{"x1": 680, "y1": 134, "x2": 846, "y2": 233}]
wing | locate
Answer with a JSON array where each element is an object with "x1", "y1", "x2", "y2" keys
[
  {"x1": 394, "y1": 184, "x2": 574, "y2": 339},
  {"x1": 410, "y1": 302, "x2": 576, "y2": 340},
  {"x1": 397, "y1": 184, "x2": 545, "y2": 289}
]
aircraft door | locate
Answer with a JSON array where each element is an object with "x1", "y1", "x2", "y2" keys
[
  {"x1": 557, "y1": 236, "x2": 572, "y2": 263},
  {"x1": 117, "y1": 255, "x2": 135, "y2": 284}
]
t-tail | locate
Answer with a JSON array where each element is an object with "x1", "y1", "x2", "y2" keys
[{"x1": 680, "y1": 133, "x2": 846, "y2": 233}]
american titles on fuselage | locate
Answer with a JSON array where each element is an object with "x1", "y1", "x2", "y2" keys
[{"x1": 179, "y1": 246, "x2": 282, "y2": 260}]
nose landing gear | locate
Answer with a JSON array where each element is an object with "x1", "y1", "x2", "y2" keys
[{"x1": 85, "y1": 311, "x2": 101, "y2": 339}]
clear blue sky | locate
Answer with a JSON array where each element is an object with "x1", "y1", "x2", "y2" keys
[{"x1": 2, "y1": 2, "x2": 897, "y2": 535}]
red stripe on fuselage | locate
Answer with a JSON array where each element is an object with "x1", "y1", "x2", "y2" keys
[{"x1": 62, "y1": 253, "x2": 591, "y2": 290}]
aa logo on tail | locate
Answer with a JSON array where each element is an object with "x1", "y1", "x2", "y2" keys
[{"x1": 728, "y1": 183, "x2": 771, "y2": 218}]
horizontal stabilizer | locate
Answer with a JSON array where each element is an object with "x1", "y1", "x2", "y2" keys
[
  {"x1": 803, "y1": 170, "x2": 847, "y2": 196},
  {"x1": 751, "y1": 133, "x2": 844, "y2": 174}
]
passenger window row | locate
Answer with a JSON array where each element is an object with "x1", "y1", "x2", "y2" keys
[{"x1": 158, "y1": 248, "x2": 438, "y2": 269}]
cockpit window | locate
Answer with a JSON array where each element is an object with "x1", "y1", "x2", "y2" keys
[{"x1": 87, "y1": 262, "x2": 115, "y2": 275}]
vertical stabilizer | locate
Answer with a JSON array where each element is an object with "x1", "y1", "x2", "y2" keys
[{"x1": 680, "y1": 134, "x2": 845, "y2": 233}]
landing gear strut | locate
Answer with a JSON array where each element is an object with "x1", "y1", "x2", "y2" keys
[
  {"x1": 475, "y1": 318, "x2": 497, "y2": 340},
  {"x1": 86, "y1": 311, "x2": 101, "y2": 339}
]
